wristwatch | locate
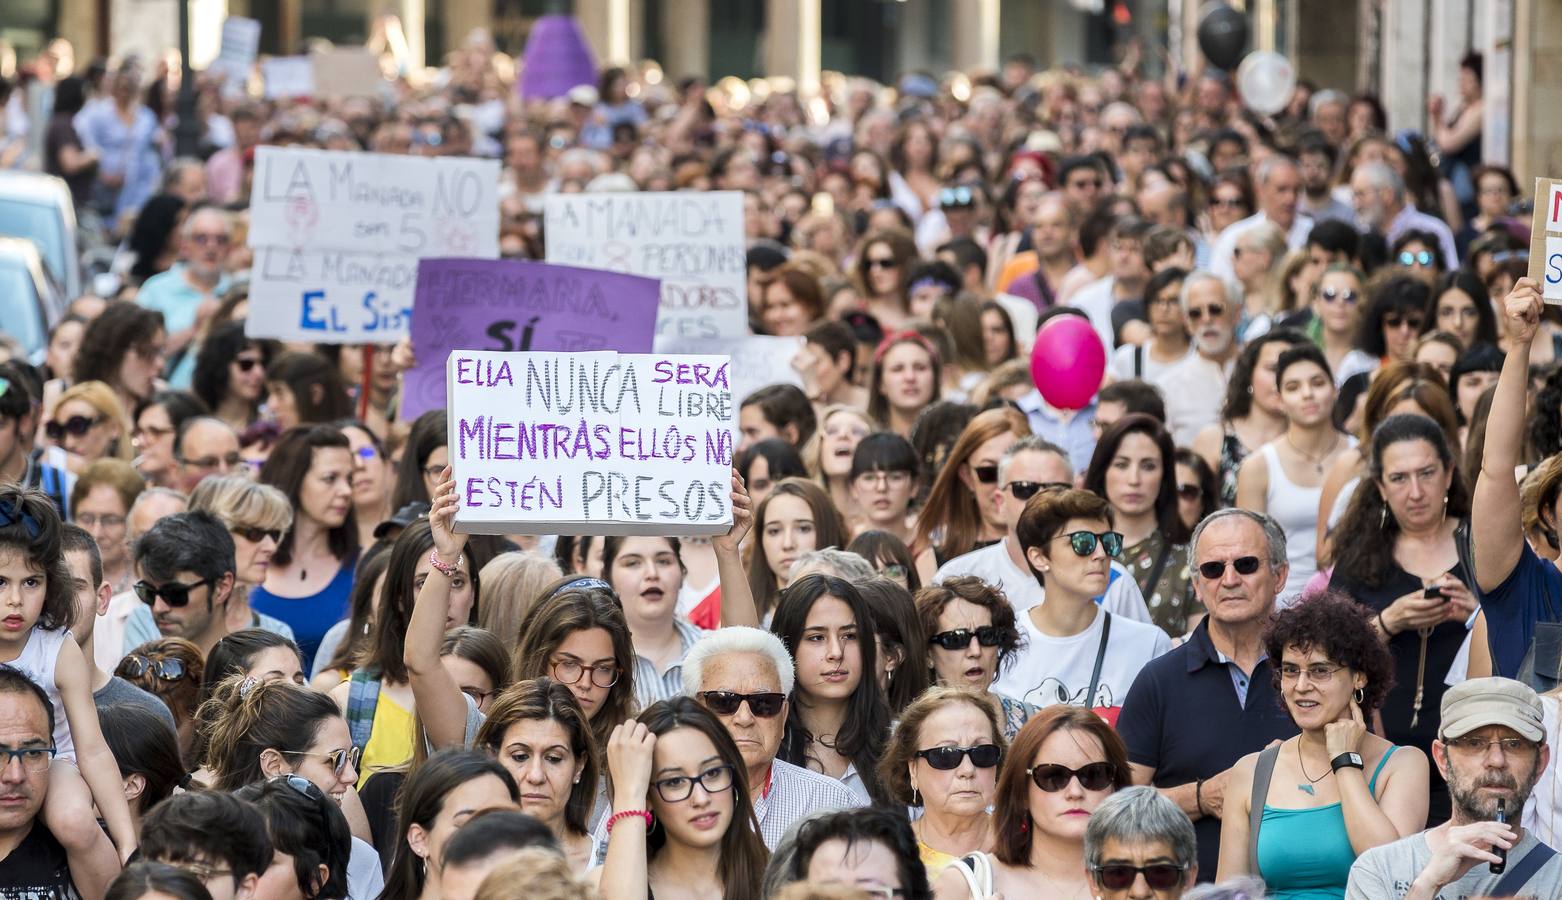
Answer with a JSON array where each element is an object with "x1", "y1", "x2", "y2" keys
[{"x1": 1330, "y1": 751, "x2": 1365, "y2": 772}]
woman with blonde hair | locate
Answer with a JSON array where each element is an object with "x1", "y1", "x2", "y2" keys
[
  {"x1": 477, "y1": 552, "x2": 564, "y2": 651},
  {"x1": 49, "y1": 380, "x2": 134, "y2": 468},
  {"x1": 912, "y1": 407, "x2": 1031, "y2": 579},
  {"x1": 1233, "y1": 221, "x2": 1290, "y2": 339},
  {"x1": 70, "y1": 458, "x2": 145, "y2": 594},
  {"x1": 804, "y1": 406, "x2": 874, "y2": 525},
  {"x1": 187, "y1": 475, "x2": 296, "y2": 637}
]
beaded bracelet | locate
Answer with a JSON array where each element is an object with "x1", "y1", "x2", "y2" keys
[{"x1": 606, "y1": 809, "x2": 652, "y2": 835}]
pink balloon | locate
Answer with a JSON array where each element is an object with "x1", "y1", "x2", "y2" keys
[{"x1": 1030, "y1": 316, "x2": 1106, "y2": 410}]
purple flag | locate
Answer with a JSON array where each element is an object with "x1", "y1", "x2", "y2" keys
[
  {"x1": 518, "y1": 15, "x2": 597, "y2": 101},
  {"x1": 401, "y1": 258, "x2": 661, "y2": 419}
]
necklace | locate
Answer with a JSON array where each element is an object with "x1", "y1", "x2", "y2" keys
[
  {"x1": 1283, "y1": 432, "x2": 1339, "y2": 474},
  {"x1": 1296, "y1": 740, "x2": 1331, "y2": 796}
]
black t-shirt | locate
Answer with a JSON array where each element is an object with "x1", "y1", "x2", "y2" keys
[
  {"x1": 44, "y1": 115, "x2": 94, "y2": 210},
  {"x1": 0, "y1": 822, "x2": 79, "y2": 900}
]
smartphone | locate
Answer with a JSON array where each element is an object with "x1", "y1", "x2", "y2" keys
[{"x1": 1423, "y1": 585, "x2": 1446, "y2": 601}]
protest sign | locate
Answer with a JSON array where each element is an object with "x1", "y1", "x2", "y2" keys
[
  {"x1": 312, "y1": 47, "x2": 384, "y2": 101},
  {"x1": 246, "y1": 147, "x2": 499, "y2": 343},
  {"x1": 210, "y1": 18, "x2": 260, "y2": 95},
  {"x1": 1530, "y1": 177, "x2": 1562, "y2": 304},
  {"x1": 543, "y1": 192, "x2": 747, "y2": 347},
  {"x1": 659, "y1": 335, "x2": 804, "y2": 414},
  {"x1": 446, "y1": 350, "x2": 735, "y2": 536},
  {"x1": 262, "y1": 57, "x2": 314, "y2": 98},
  {"x1": 401, "y1": 258, "x2": 661, "y2": 419}
]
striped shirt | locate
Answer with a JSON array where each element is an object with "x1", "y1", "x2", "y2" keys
[{"x1": 632, "y1": 617, "x2": 708, "y2": 710}]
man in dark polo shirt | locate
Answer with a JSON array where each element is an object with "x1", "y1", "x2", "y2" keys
[
  {"x1": 0, "y1": 667, "x2": 118, "y2": 900},
  {"x1": 1117, "y1": 508, "x2": 1300, "y2": 882}
]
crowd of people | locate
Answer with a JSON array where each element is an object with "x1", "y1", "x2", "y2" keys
[{"x1": 0, "y1": 24, "x2": 1558, "y2": 900}]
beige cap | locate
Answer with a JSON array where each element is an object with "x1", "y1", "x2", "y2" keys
[{"x1": 1439, "y1": 677, "x2": 1545, "y2": 742}]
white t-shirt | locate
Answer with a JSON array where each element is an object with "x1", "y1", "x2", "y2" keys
[
  {"x1": 991, "y1": 605, "x2": 1171, "y2": 725},
  {"x1": 1071, "y1": 275, "x2": 1118, "y2": 351},
  {"x1": 1106, "y1": 342, "x2": 1194, "y2": 386},
  {"x1": 933, "y1": 539, "x2": 1153, "y2": 624},
  {"x1": 1159, "y1": 352, "x2": 1236, "y2": 446}
]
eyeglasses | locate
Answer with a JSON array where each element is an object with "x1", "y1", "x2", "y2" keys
[
  {"x1": 1005, "y1": 481, "x2": 1070, "y2": 501},
  {"x1": 1384, "y1": 314, "x2": 1425, "y2": 330},
  {"x1": 652, "y1": 763, "x2": 735, "y2": 802},
  {"x1": 190, "y1": 232, "x2": 232, "y2": 247},
  {"x1": 1398, "y1": 250, "x2": 1435, "y2": 268},
  {"x1": 1176, "y1": 483, "x2": 1202, "y2": 502},
  {"x1": 422, "y1": 464, "x2": 446, "y2": 481},
  {"x1": 971, "y1": 464, "x2": 999, "y2": 484},
  {"x1": 179, "y1": 452, "x2": 242, "y2": 471},
  {"x1": 1028, "y1": 761, "x2": 1117, "y2": 792},
  {"x1": 75, "y1": 512, "x2": 126, "y2": 529},
  {"x1": 46, "y1": 415, "x2": 104, "y2": 441},
  {"x1": 1279, "y1": 662, "x2": 1345, "y2": 682},
  {"x1": 939, "y1": 186, "x2": 976, "y2": 208},
  {"x1": 929, "y1": 626, "x2": 1006, "y2": 651},
  {"x1": 234, "y1": 357, "x2": 263, "y2": 373},
  {"x1": 698, "y1": 690, "x2": 786, "y2": 718},
  {"x1": 550, "y1": 657, "x2": 620, "y2": 688},
  {"x1": 1092, "y1": 863, "x2": 1189, "y2": 891},
  {"x1": 133, "y1": 424, "x2": 175, "y2": 446},
  {"x1": 233, "y1": 525, "x2": 284, "y2": 544},
  {"x1": 854, "y1": 470, "x2": 912, "y2": 489},
  {"x1": 0, "y1": 744, "x2": 56, "y2": 773},
  {"x1": 1197, "y1": 556, "x2": 1263, "y2": 579},
  {"x1": 1211, "y1": 196, "x2": 1247, "y2": 209},
  {"x1": 878, "y1": 563, "x2": 907, "y2": 582},
  {"x1": 1148, "y1": 293, "x2": 1182, "y2": 309},
  {"x1": 1319, "y1": 287, "x2": 1359, "y2": 304},
  {"x1": 1443, "y1": 736, "x2": 1538, "y2": 756},
  {"x1": 134, "y1": 578, "x2": 212, "y2": 609},
  {"x1": 461, "y1": 686, "x2": 494, "y2": 707},
  {"x1": 1056, "y1": 530, "x2": 1124, "y2": 557},
  {"x1": 915, "y1": 744, "x2": 1001, "y2": 770},
  {"x1": 866, "y1": 257, "x2": 898, "y2": 270},
  {"x1": 1186, "y1": 304, "x2": 1226, "y2": 322},
  {"x1": 280, "y1": 746, "x2": 361, "y2": 779},
  {"x1": 119, "y1": 654, "x2": 189, "y2": 681}
]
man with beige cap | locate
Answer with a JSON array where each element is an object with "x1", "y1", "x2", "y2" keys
[{"x1": 1346, "y1": 677, "x2": 1562, "y2": 899}]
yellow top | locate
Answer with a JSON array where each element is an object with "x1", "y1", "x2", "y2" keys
[{"x1": 357, "y1": 690, "x2": 414, "y2": 787}]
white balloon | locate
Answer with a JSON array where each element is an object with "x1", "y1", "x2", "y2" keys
[{"x1": 1237, "y1": 51, "x2": 1297, "y2": 116}]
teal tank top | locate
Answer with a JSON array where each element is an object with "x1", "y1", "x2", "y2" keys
[{"x1": 1254, "y1": 747, "x2": 1399, "y2": 900}]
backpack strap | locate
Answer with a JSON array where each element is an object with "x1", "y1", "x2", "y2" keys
[
  {"x1": 1247, "y1": 743, "x2": 1281, "y2": 876},
  {"x1": 1133, "y1": 344, "x2": 1145, "y2": 379},
  {"x1": 1491, "y1": 841, "x2": 1558, "y2": 898},
  {"x1": 346, "y1": 668, "x2": 382, "y2": 755}
]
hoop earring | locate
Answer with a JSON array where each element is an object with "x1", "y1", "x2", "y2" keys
[{"x1": 1353, "y1": 687, "x2": 1364, "y2": 704}]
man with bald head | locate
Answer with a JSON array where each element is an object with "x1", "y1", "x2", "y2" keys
[
  {"x1": 173, "y1": 417, "x2": 242, "y2": 494},
  {"x1": 135, "y1": 205, "x2": 235, "y2": 380}
]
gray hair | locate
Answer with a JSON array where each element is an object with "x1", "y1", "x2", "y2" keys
[
  {"x1": 127, "y1": 487, "x2": 189, "y2": 541},
  {"x1": 997, "y1": 435, "x2": 1072, "y2": 486},
  {"x1": 1308, "y1": 89, "x2": 1349, "y2": 117},
  {"x1": 1084, "y1": 785, "x2": 1197, "y2": 872},
  {"x1": 1354, "y1": 161, "x2": 1405, "y2": 203},
  {"x1": 1179, "y1": 270, "x2": 1233, "y2": 316},
  {"x1": 180, "y1": 205, "x2": 232, "y2": 239},
  {"x1": 682, "y1": 626, "x2": 795, "y2": 696},
  {"x1": 1253, "y1": 153, "x2": 1299, "y2": 188},
  {"x1": 1190, "y1": 508, "x2": 1289, "y2": 572},
  {"x1": 1185, "y1": 877, "x2": 1269, "y2": 900},
  {"x1": 788, "y1": 548, "x2": 875, "y2": 584}
]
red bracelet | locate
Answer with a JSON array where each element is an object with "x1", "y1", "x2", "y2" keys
[{"x1": 606, "y1": 809, "x2": 652, "y2": 835}]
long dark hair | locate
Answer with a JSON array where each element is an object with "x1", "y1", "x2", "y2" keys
[
  {"x1": 1429, "y1": 269, "x2": 1499, "y2": 346},
  {"x1": 1221, "y1": 328, "x2": 1307, "y2": 422},
  {"x1": 74, "y1": 301, "x2": 164, "y2": 391},
  {"x1": 854, "y1": 576, "x2": 930, "y2": 716},
  {"x1": 362, "y1": 521, "x2": 479, "y2": 683},
  {"x1": 1084, "y1": 414, "x2": 1190, "y2": 544},
  {"x1": 769, "y1": 574, "x2": 892, "y2": 804},
  {"x1": 748, "y1": 479, "x2": 850, "y2": 619},
  {"x1": 98, "y1": 705, "x2": 184, "y2": 813},
  {"x1": 382, "y1": 750, "x2": 519, "y2": 900},
  {"x1": 106, "y1": 862, "x2": 213, "y2": 900},
  {"x1": 511, "y1": 581, "x2": 638, "y2": 749},
  {"x1": 631, "y1": 698, "x2": 768, "y2": 900},
  {"x1": 264, "y1": 352, "x2": 352, "y2": 426},
  {"x1": 1332, "y1": 414, "x2": 1470, "y2": 589},
  {"x1": 257, "y1": 425, "x2": 359, "y2": 568},
  {"x1": 391, "y1": 410, "x2": 447, "y2": 509},
  {"x1": 193, "y1": 321, "x2": 275, "y2": 419},
  {"x1": 322, "y1": 547, "x2": 391, "y2": 676}
]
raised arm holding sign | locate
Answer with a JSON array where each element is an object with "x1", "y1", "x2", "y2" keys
[{"x1": 1528, "y1": 177, "x2": 1562, "y2": 304}]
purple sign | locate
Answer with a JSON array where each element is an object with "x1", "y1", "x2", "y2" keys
[
  {"x1": 518, "y1": 15, "x2": 597, "y2": 102},
  {"x1": 401, "y1": 258, "x2": 660, "y2": 419}
]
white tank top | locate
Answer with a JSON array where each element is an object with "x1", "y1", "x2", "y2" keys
[
  {"x1": 1261, "y1": 443, "x2": 1321, "y2": 607},
  {"x1": 10, "y1": 626, "x2": 75, "y2": 761}
]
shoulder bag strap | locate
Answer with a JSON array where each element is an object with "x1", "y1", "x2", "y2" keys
[
  {"x1": 1491, "y1": 841, "x2": 1557, "y2": 897},
  {"x1": 947, "y1": 854, "x2": 991, "y2": 900},
  {"x1": 1133, "y1": 344, "x2": 1144, "y2": 378},
  {"x1": 1086, "y1": 612, "x2": 1112, "y2": 709},
  {"x1": 1247, "y1": 743, "x2": 1281, "y2": 876}
]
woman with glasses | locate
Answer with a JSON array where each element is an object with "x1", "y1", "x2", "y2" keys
[
  {"x1": 1082, "y1": 786, "x2": 1199, "y2": 899},
  {"x1": 381, "y1": 750, "x2": 520, "y2": 900},
  {"x1": 1204, "y1": 173, "x2": 1254, "y2": 239},
  {"x1": 337, "y1": 421, "x2": 392, "y2": 549},
  {"x1": 913, "y1": 407, "x2": 1030, "y2": 575},
  {"x1": 70, "y1": 459, "x2": 144, "y2": 595},
  {"x1": 991, "y1": 489, "x2": 1170, "y2": 718},
  {"x1": 868, "y1": 332, "x2": 942, "y2": 440},
  {"x1": 1175, "y1": 449, "x2": 1219, "y2": 532},
  {"x1": 597, "y1": 697, "x2": 769, "y2": 900},
  {"x1": 807, "y1": 407, "x2": 875, "y2": 523},
  {"x1": 1237, "y1": 345, "x2": 1352, "y2": 604},
  {"x1": 1086, "y1": 415, "x2": 1197, "y2": 637},
  {"x1": 187, "y1": 476, "x2": 296, "y2": 639},
  {"x1": 1107, "y1": 268, "x2": 1194, "y2": 385},
  {"x1": 749, "y1": 479, "x2": 850, "y2": 624},
  {"x1": 1217, "y1": 593, "x2": 1428, "y2": 897},
  {"x1": 917, "y1": 577, "x2": 1037, "y2": 741},
  {"x1": 932, "y1": 705, "x2": 1133, "y2": 899},
  {"x1": 848, "y1": 433, "x2": 919, "y2": 546},
  {"x1": 848, "y1": 530, "x2": 921, "y2": 592},
  {"x1": 129, "y1": 390, "x2": 208, "y2": 488},
  {"x1": 877, "y1": 687, "x2": 1004, "y2": 875},
  {"x1": 50, "y1": 380, "x2": 134, "y2": 469},
  {"x1": 1327, "y1": 414, "x2": 1472, "y2": 825},
  {"x1": 1354, "y1": 276, "x2": 1434, "y2": 380},
  {"x1": 117, "y1": 637, "x2": 205, "y2": 758},
  {"x1": 200, "y1": 675, "x2": 384, "y2": 900},
  {"x1": 192, "y1": 321, "x2": 274, "y2": 433},
  {"x1": 853, "y1": 230, "x2": 918, "y2": 331},
  {"x1": 1194, "y1": 330, "x2": 1306, "y2": 509},
  {"x1": 1391, "y1": 230, "x2": 1446, "y2": 289}
]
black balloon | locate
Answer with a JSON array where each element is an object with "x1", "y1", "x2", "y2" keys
[{"x1": 1197, "y1": 4, "x2": 1249, "y2": 71}]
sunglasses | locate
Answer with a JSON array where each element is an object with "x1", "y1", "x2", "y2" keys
[
  {"x1": 929, "y1": 626, "x2": 1006, "y2": 651},
  {"x1": 133, "y1": 578, "x2": 212, "y2": 609},
  {"x1": 698, "y1": 690, "x2": 786, "y2": 718},
  {"x1": 46, "y1": 415, "x2": 103, "y2": 441},
  {"x1": 180, "y1": 452, "x2": 242, "y2": 471},
  {"x1": 1092, "y1": 863, "x2": 1188, "y2": 891},
  {"x1": 971, "y1": 464, "x2": 999, "y2": 484},
  {"x1": 1196, "y1": 556, "x2": 1263, "y2": 580},
  {"x1": 1067, "y1": 178, "x2": 1104, "y2": 190},
  {"x1": 1384, "y1": 314, "x2": 1425, "y2": 330},
  {"x1": 1319, "y1": 287, "x2": 1358, "y2": 304},
  {"x1": 233, "y1": 525, "x2": 284, "y2": 544},
  {"x1": 915, "y1": 744, "x2": 1002, "y2": 770},
  {"x1": 1186, "y1": 304, "x2": 1226, "y2": 322},
  {"x1": 866, "y1": 257, "x2": 898, "y2": 270},
  {"x1": 1177, "y1": 483, "x2": 1202, "y2": 502},
  {"x1": 1006, "y1": 481, "x2": 1071, "y2": 501},
  {"x1": 234, "y1": 357, "x2": 263, "y2": 372},
  {"x1": 1028, "y1": 761, "x2": 1117, "y2": 792},
  {"x1": 280, "y1": 746, "x2": 361, "y2": 779},
  {"x1": 1211, "y1": 196, "x2": 1247, "y2": 209},
  {"x1": 119, "y1": 654, "x2": 188, "y2": 681},
  {"x1": 939, "y1": 186, "x2": 975, "y2": 208},
  {"x1": 1398, "y1": 250, "x2": 1435, "y2": 267},
  {"x1": 1058, "y1": 530, "x2": 1124, "y2": 557}
]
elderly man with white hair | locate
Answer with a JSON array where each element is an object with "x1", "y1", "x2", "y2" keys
[
  {"x1": 1350, "y1": 160, "x2": 1461, "y2": 267},
  {"x1": 1158, "y1": 271, "x2": 1243, "y2": 446}
]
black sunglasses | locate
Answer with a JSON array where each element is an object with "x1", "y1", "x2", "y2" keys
[
  {"x1": 46, "y1": 415, "x2": 103, "y2": 441},
  {"x1": 1028, "y1": 761, "x2": 1117, "y2": 792},
  {"x1": 119, "y1": 654, "x2": 188, "y2": 682},
  {"x1": 1006, "y1": 480, "x2": 1071, "y2": 501},
  {"x1": 1197, "y1": 556, "x2": 1263, "y2": 579},
  {"x1": 1092, "y1": 863, "x2": 1188, "y2": 891},
  {"x1": 928, "y1": 626, "x2": 1006, "y2": 651},
  {"x1": 698, "y1": 691, "x2": 786, "y2": 718},
  {"x1": 1058, "y1": 530, "x2": 1124, "y2": 557},
  {"x1": 866, "y1": 257, "x2": 898, "y2": 270},
  {"x1": 1176, "y1": 483, "x2": 1202, "y2": 502},
  {"x1": 134, "y1": 578, "x2": 212, "y2": 609},
  {"x1": 971, "y1": 464, "x2": 999, "y2": 484},
  {"x1": 915, "y1": 744, "x2": 1001, "y2": 770},
  {"x1": 233, "y1": 525, "x2": 284, "y2": 544},
  {"x1": 1186, "y1": 304, "x2": 1226, "y2": 322},
  {"x1": 234, "y1": 357, "x2": 263, "y2": 372}
]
